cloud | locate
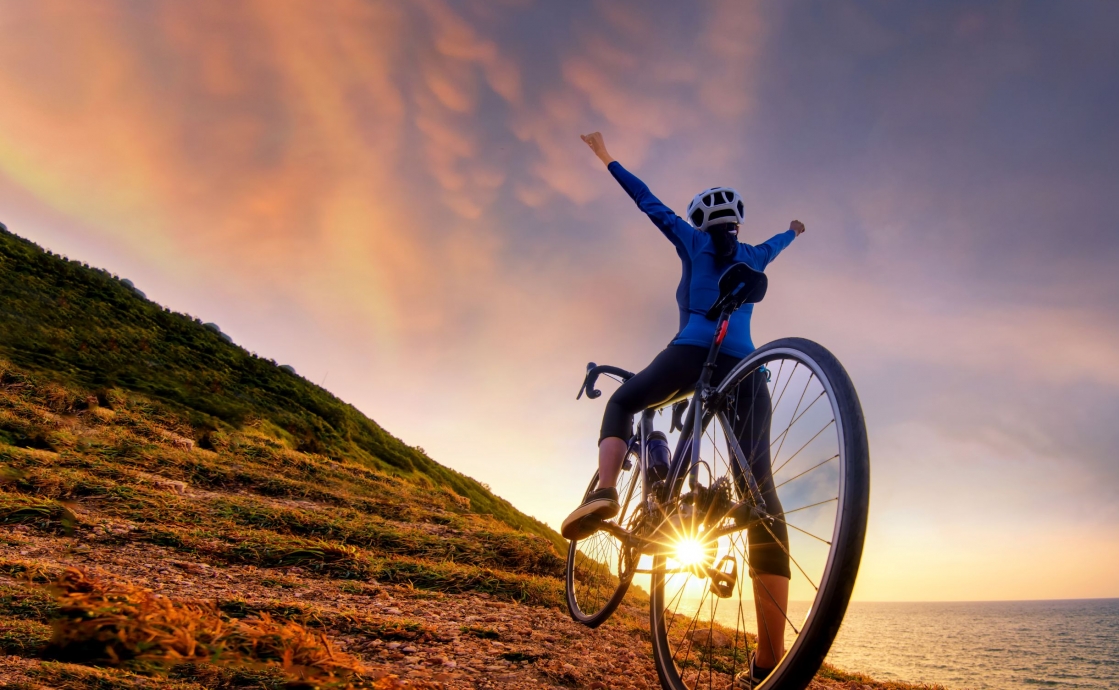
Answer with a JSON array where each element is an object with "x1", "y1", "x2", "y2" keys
[
  {"x1": 698, "y1": 0, "x2": 767, "y2": 118},
  {"x1": 773, "y1": 266, "x2": 1119, "y2": 387},
  {"x1": 419, "y1": 0, "x2": 522, "y2": 104},
  {"x1": 1, "y1": 0, "x2": 1117, "y2": 602},
  {"x1": 404, "y1": 0, "x2": 526, "y2": 221},
  {"x1": 510, "y1": 1, "x2": 766, "y2": 204}
]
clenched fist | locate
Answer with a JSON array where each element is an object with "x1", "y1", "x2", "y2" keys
[
  {"x1": 790, "y1": 220, "x2": 806, "y2": 236},
  {"x1": 581, "y1": 132, "x2": 615, "y2": 166}
]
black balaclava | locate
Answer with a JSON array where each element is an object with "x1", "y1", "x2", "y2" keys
[{"x1": 709, "y1": 223, "x2": 739, "y2": 262}]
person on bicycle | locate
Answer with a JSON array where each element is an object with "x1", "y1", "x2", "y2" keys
[{"x1": 562, "y1": 131, "x2": 804, "y2": 680}]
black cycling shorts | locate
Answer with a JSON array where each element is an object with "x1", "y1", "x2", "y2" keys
[{"x1": 599, "y1": 344, "x2": 791, "y2": 579}]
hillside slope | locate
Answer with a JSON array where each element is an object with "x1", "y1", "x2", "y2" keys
[
  {"x1": 0, "y1": 224, "x2": 942, "y2": 689},
  {"x1": 0, "y1": 224, "x2": 560, "y2": 553}
]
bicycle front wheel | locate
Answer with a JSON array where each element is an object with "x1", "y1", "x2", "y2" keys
[
  {"x1": 564, "y1": 447, "x2": 642, "y2": 627},
  {"x1": 649, "y1": 337, "x2": 869, "y2": 690}
]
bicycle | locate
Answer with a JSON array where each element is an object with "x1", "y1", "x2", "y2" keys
[{"x1": 564, "y1": 262, "x2": 870, "y2": 690}]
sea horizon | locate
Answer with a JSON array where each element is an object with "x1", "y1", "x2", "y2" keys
[
  {"x1": 846, "y1": 596, "x2": 1119, "y2": 604},
  {"x1": 826, "y1": 597, "x2": 1119, "y2": 689}
]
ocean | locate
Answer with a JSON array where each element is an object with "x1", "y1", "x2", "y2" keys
[{"x1": 822, "y1": 598, "x2": 1119, "y2": 689}]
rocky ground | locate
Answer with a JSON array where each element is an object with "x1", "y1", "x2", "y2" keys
[
  {"x1": 0, "y1": 360, "x2": 946, "y2": 689},
  {"x1": 0, "y1": 528, "x2": 946, "y2": 690},
  {"x1": 0, "y1": 525, "x2": 659, "y2": 689}
]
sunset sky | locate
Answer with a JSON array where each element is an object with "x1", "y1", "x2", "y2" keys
[{"x1": 2, "y1": 1, "x2": 1117, "y2": 602}]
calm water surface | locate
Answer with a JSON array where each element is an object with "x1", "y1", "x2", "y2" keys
[{"x1": 822, "y1": 598, "x2": 1119, "y2": 689}]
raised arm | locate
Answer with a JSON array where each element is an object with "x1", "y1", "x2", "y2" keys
[
  {"x1": 742, "y1": 221, "x2": 806, "y2": 269},
  {"x1": 581, "y1": 132, "x2": 699, "y2": 250},
  {"x1": 581, "y1": 131, "x2": 615, "y2": 167}
]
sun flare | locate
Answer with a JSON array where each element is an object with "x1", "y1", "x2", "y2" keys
[{"x1": 674, "y1": 537, "x2": 708, "y2": 568}]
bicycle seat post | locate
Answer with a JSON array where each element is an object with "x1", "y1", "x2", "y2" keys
[
  {"x1": 682, "y1": 307, "x2": 733, "y2": 493},
  {"x1": 698, "y1": 307, "x2": 732, "y2": 391}
]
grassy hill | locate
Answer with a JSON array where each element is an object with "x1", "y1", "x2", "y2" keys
[
  {"x1": 0, "y1": 224, "x2": 561, "y2": 553},
  {"x1": 0, "y1": 224, "x2": 942, "y2": 690}
]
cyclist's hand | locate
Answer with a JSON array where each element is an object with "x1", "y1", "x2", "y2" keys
[
  {"x1": 581, "y1": 132, "x2": 614, "y2": 165},
  {"x1": 790, "y1": 220, "x2": 806, "y2": 236}
]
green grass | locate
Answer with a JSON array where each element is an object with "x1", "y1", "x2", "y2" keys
[
  {"x1": 0, "y1": 226, "x2": 563, "y2": 552},
  {"x1": 0, "y1": 619, "x2": 51, "y2": 657},
  {"x1": 0, "y1": 583, "x2": 58, "y2": 621},
  {"x1": 0, "y1": 583, "x2": 56, "y2": 658},
  {"x1": 0, "y1": 495, "x2": 78, "y2": 533},
  {"x1": 0, "y1": 247, "x2": 569, "y2": 617},
  {"x1": 0, "y1": 221, "x2": 931, "y2": 690},
  {"x1": 0, "y1": 223, "x2": 578, "y2": 690},
  {"x1": 0, "y1": 357, "x2": 566, "y2": 600}
]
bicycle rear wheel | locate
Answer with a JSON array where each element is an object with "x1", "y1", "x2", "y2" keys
[
  {"x1": 649, "y1": 337, "x2": 869, "y2": 690},
  {"x1": 564, "y1": 446, "x2": 642, "y2": 627}
]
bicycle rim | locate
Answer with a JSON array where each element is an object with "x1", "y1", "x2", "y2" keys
[{"x1": 649, "y1": 337, "x2": 869, "y2": 690}]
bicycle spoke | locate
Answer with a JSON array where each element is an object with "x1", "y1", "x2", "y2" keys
[
  {"x1": 774, "y1": 452, "x2": 838, "y2": 492},
  {"x1": 767, "y1": 389, "x2": 827, "y2": 455},
  {"x1": 735, "y1": 530, "x2": 801, "y2": 637},
  {"x1": 665, "y1": 572, "x2": 690, "y2": 622},
  {"x1": 769, "y1": 360, "x2": 799, "y2": 419},
  {"x1": 772, "y1": 419, "x2": 836, "y2": 478},
  {"x1": 783, "y1": 496, "x2": 838, "y2": 516},
  {"x1": 736, "y1": 581, "x2": 750, "y2": 681},
  {"x1": 673, "y1": 580, "x2": 712, "y2": 666},
  {"x1": 646, "y1": 346, "x2": 867, "y2": 690},
  {"x1": 706, "y1": 594, "x2": 721, "y2": 688},
  {"x1": 771, "y1": 371, "x2": 815, "y2": 469},
  {"x1": 759, "y1": 517, "x2": 819, "y2": 593},
  {"x1": 568, "y1": 463, "x2": 639, "y2": 623},
  {"x1": 736, "y1": 365, "x2": 773, "y2": 466},
  {"x1": 767, "y1": 515, "x2": 832, "y2": 545}
]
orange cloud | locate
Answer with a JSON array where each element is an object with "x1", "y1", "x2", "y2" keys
[
  {"x1": 419, "y1": 0, "x2": 523, "y2": 104},
  {"x1": 6, "y1": 2, "x2": 1113, "y2": 605},
  {"x1": 510, "y1": 1, "x2": 766, "y2": 205}
]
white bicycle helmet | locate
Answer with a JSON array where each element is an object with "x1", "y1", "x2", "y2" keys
[{"x1": 686, "y1": 187, "x2": 744, "y2": 231}]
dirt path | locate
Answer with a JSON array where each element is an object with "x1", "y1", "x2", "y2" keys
[{"x1": 0, "y1": 528, "x2": 661, "y2": 689}]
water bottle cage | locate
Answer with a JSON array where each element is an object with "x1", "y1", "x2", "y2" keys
[{"x1": 670, "y1": 400, "x2": 688, "y2": 433}]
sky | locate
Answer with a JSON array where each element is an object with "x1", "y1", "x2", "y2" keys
[{"x1": 1, "y1": 0, "x2": 1117, "y2": 602}]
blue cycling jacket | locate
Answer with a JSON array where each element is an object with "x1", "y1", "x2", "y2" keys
[{"x1": 609, "y1": 161, "x2": 795, "y2": 359}]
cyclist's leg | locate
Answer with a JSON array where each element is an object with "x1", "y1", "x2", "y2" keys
[
  {"x1": 594, "y1": 438, "x2": 629, "y2": 490},
  {"x1": 596, "y1": 345, "x2": 708, "y2": 487},
  {"x1": 562, "y1": 346, "x2": 706, "y2": 539},
  {"x1": 718, "y1": 364, "x2": 792, "y2": 672}
]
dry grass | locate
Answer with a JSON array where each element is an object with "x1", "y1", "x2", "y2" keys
[
  {"x1": 0, "y1": 361, "x2": 565, "y2": 606},
  {"x1": 0, "y1": 494, "x2": 78, "y2": 534},
  {"x1": 0, "y1": 357, "x2": 939, "y2": 689},
  {"x1": 45, "y1": 568, "x2": 370, "y2": 687}
]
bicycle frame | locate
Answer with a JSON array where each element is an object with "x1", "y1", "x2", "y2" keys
[
  {"x1": 573, "y1": 261, "x2": 773, "y2": 558},
  {"x1": 662, "y1": 306, "x2": 768, "y2": 517},
  {"x1": 580, "y1": 304, "x2": 769, "y2": 559}
]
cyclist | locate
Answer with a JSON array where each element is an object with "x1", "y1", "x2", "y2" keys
[{"x1": 562, "y1": 131, "x2": 805, "y2": 681}]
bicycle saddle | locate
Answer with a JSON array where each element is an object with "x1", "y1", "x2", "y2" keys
[{"x1": 704, "y1": 262, "x2": 768, "y2": 320}]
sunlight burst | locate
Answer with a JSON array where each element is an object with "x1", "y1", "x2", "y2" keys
[{"x1": 674, "y1": 537, "x2": 708, "y2": 568}]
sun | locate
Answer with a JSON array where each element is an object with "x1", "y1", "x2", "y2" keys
[{"x1": 674, "y1": 537, "x2": 708, "y2": 568}]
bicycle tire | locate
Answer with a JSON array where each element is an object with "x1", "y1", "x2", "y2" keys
[
  {"x1": 649, "y1": 337, "x2": 869, "y2": 690},
  {"x1": 564, "y1": 460, "x2": 641, "y2": 627}
]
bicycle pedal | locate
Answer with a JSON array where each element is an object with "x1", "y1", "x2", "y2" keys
[
  {"x1": 568, "y1": 516, "x2": 605, "y2": 541},
  {"x1": 708, "y1": 555, "x2": 738, "y2": 598}
]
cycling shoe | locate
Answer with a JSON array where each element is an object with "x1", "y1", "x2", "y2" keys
[{"x1": 561, "y1": 487, "x2": 619, "y2": 540}]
